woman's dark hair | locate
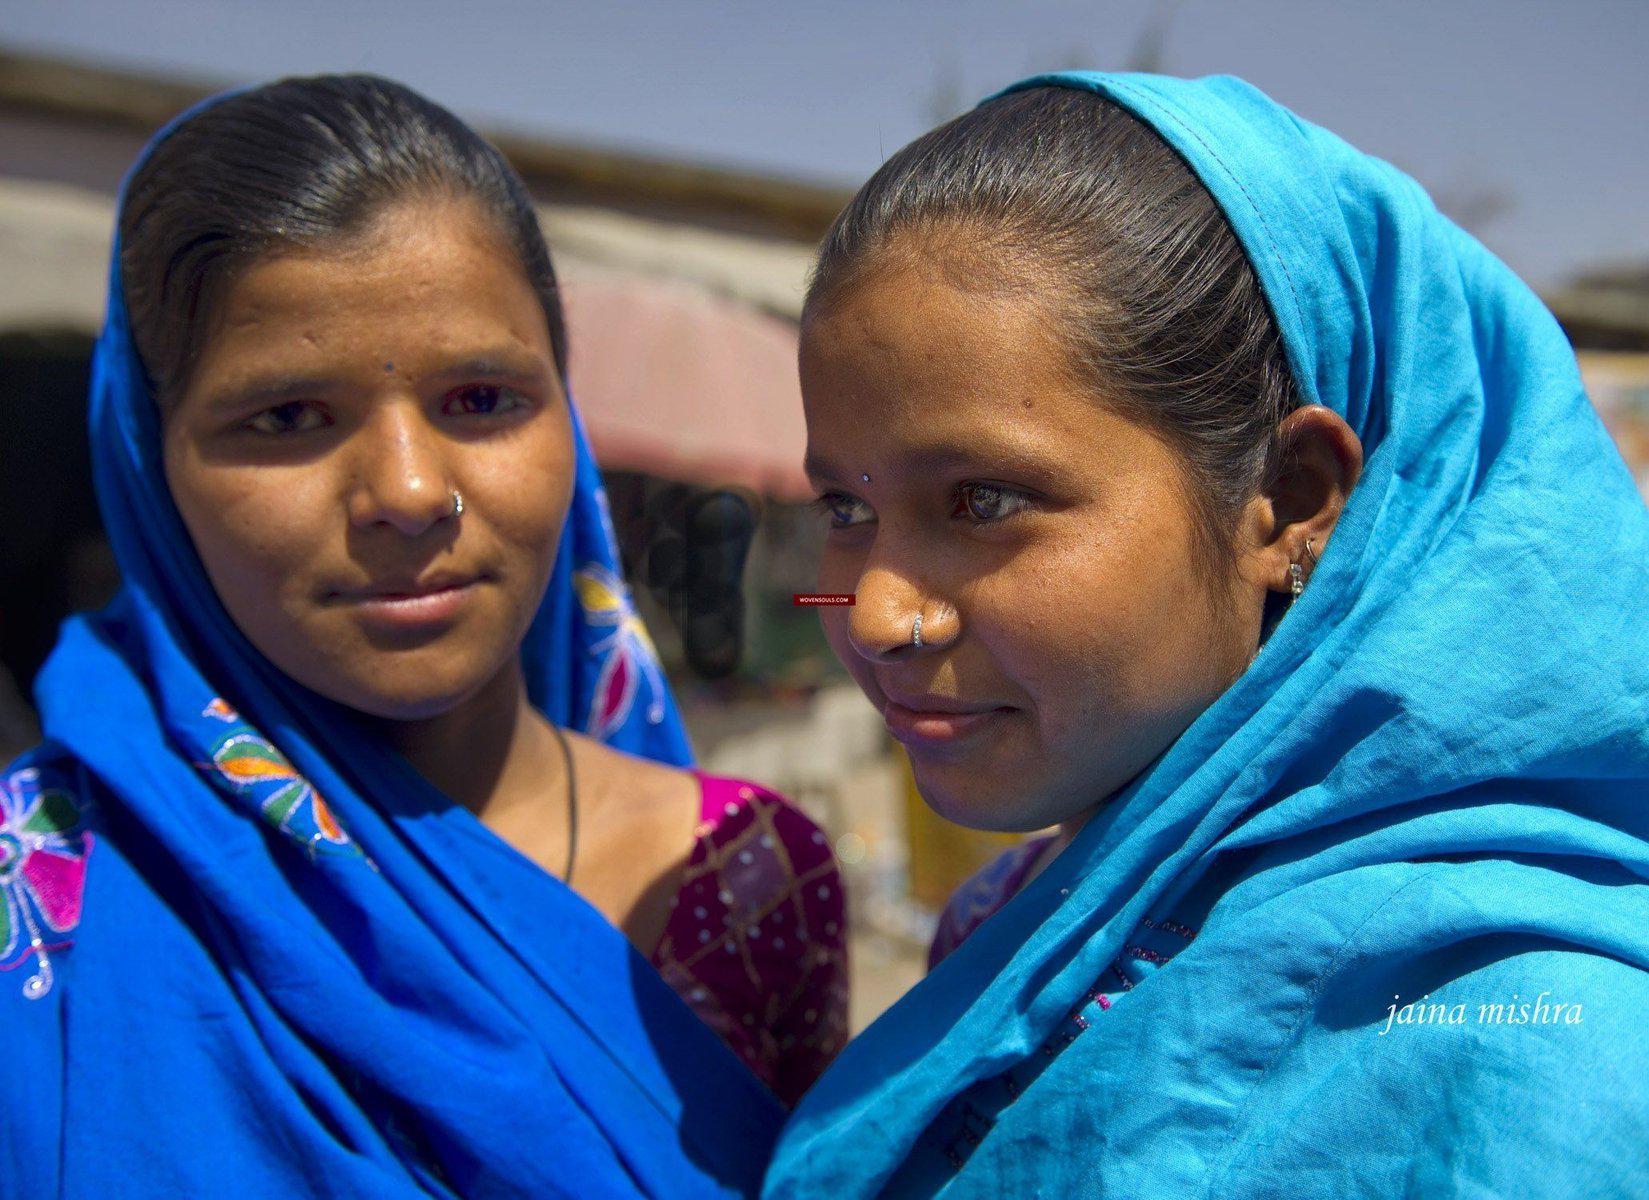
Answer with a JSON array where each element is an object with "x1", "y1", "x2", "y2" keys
[
  {"x1": 120, "y1": 73, "x2": 566, "y2": 405},
  {"x1": 807, "y1": 86, "x2": 1300, "y2": 578}
]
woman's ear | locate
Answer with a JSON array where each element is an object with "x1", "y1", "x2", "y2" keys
[{"x1": 1240, "y1": 405, "x2": 1364, "y2": 593}]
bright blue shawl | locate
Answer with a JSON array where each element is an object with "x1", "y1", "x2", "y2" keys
[
  {"x1": 1, "y1": 91, "x2": 782, "y2": 1197},
  {"x1": 766, "y1": 72, "x2": 1649, "y2": 1197}
]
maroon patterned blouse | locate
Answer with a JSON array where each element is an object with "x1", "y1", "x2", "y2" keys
[{"x1": 650, "y1": 771, "x2": 849, "y2": 1107}]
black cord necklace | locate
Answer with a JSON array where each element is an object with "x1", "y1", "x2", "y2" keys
[{"x1": 549, "y1": 722, "x2": 578, "y2": 885}]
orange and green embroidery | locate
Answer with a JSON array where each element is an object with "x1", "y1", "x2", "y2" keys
[{"x1": 203, "y1": 699, "x2": 360, "y2": 859}]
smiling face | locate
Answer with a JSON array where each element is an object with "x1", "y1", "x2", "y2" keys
[
  {"x1": 162, "y1": 197, "x2": 574, "y2": 721},
  {"x1": 801, "y1": 250, "x2": 1271, "y2": 833}
]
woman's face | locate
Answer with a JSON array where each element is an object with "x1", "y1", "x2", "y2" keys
[
  {"x1": 801, "y1": 253, "x2": 1271, "y2": 833},
  {"x1": 164, "y1": 198, "x2": 574, "y2": 721}
]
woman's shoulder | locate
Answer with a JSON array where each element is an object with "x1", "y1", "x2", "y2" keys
[
  {"x1": 689, "y1": 770, "x2": 830, "y2": 847},
  {"x1": 562, "y1": 732, "x2": 703, "y2": 855},
  {"x1": 0, "y1": 743, "x2": 221, "y2": 1011},
  {"x1": 685, "y1": 770, "x2": 843, "y2": 911},
  {"x1": 663, "y1": 769, "x2": 846, "y2": 948},
  {"x1": 1209, "y1": 943, "x2": 1649, "y2": 1195},
  {"x1": 567, "y1": 729, "x2": 693, "y2": 795},
  {"x1": 659, "y1": 772, "x2": 849, "y2": 1104}
]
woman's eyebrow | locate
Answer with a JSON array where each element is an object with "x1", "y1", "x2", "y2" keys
[
  {"x1": 805, "y1": 439, "x2": 1068, "y2": 483},
  {"x1": 200, "y1": 353, "x2": 549, "y2": 411},
  {"x1": 429, "y1": 353, "x2": 549, "y2": 382},
  {"x1": 803, "y1": 451, "x2": 847, "y2": 484},
  {"x1": 201, "y1": 373, "x2": 341, "y2": 412},
  {"x1": 897, "y1": 431, "x2": 1077, "y2": 475}
]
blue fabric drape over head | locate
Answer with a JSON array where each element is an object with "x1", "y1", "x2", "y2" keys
[
  {"x1": 1, "y1": 89, "x2": 782, "y2": 1197},
  {"x1": 766, "y1": 72, "x2": 1649, "y2": 1198}
]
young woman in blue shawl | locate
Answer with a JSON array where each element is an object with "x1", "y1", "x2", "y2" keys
[
  {"x1": 0, "y1": 76, "x2": 849, "y2": 1197},
  {"x1": 769, "y1": 74, "x2": 1649, "y2": 1197}
]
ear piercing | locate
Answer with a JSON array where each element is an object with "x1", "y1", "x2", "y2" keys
[
  {"x1": 861, "y1": 474, "x2": 871, "y2": 483},
  {"x1": 911, "y1": 612, "x2": 924, "y2": 647},
  {"x1": 450, "y1": 489, "x2": 464, "y2": 518}
]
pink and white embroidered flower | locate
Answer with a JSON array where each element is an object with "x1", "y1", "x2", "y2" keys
[{"x1": 0, "y1": 765, "x2": 93, "y2": 1000}]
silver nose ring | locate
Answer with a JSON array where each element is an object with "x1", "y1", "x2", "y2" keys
[{"x1": 911, "y1": 612, "x2": 923, "y2": 648}]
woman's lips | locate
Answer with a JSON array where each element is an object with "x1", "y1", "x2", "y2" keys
[
  {"x1": 344, "y1": 581, "x2": 480, "y2": 632},
  {"x1": 881, "y1": 698, "x2": 1014, "y2": 747}
]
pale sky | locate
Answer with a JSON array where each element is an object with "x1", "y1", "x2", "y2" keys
[{"x1": 4, "y1": 0, "x2": 1645, "y2": 289}]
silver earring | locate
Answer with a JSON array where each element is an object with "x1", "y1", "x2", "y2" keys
[
  {"x1": 450, "y1": 489, "x2": 464, "y2": 518},
  {"x1": 1288, "y1": 537, "x2": 1314, "y2": 605},
  {"x1": 911, "y1": 612, "x2": 923, "y2": 647}
]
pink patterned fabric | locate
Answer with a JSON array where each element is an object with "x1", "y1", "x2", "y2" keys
[
  {"x1": 927, "y1": 836, "x2": 1056, "y2": 972},
  {"x1": 1, "y1": 763, "x2": 93, "y2": 999},
  {"x1": 20, "y1": 846, "x2": 86, "y2": 932},
  {"x1": 651, "y1": 771, "x2": 849, "y2": 1107}
]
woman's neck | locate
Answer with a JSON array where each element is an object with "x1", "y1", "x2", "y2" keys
[
  {"x1": 374, "y1": 663, "x2": 563, "y2": 818},
  {"x1": 1019, "y1": 805, "x2": 1101, "y2": 891}
]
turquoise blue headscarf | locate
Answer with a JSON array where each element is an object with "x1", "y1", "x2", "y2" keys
[
  {"x1": 1, "y1": 88, "x2": 782, "y2": 1197},
  {"x1": 767, "y1": 72, "x2": 1649, "y2": 1198}
]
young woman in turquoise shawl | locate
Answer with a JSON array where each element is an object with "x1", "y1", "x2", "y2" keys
[
  {"x1": 771, "y1": 73, "x2": 1649, "y2": 1197},
  {"x1": 0, "y1": 76, "x2": 850, "y2": 1197}
]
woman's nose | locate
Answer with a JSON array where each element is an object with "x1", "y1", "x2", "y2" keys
[
  {"x1": 846, "y1": 563, "x2": 953, "y2": 662},
  {"x1": 346, "y1": 403, "x2": 455, "y2": 536}
]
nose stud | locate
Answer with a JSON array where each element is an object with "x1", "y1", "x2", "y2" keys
[{"x1": 450, "y1": 489, "x2": 464, "y2": 518}]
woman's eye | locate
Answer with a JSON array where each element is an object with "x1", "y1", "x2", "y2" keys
[
  {"x1": 447, "y1": 384, "x2": 528, "y2": 416},
  {"x1": 954, "y1": 482, "x2": 1032, "y2": 523},
  {"x1": 810, "y1": 491, "x2": 873, "y2": 529},
  {"x1": 245, "y1": 401, "x2": 326, "y2": 435}
]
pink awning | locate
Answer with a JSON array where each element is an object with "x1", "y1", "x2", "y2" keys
[{"x1": 562, "y1": 275, "x2": 811, "y2": 500}]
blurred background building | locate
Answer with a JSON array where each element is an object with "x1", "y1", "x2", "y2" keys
[{"x1": 2, "y1": 21, "x2": 1646, "y2": 1026}]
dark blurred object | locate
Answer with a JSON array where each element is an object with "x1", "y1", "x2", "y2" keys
[
  {"x1": 1548, "y1": 263, "x2": 1649, "y2": 352},
  {"x1": 605, "y1": 470, "x2": 837, "y2": 687},
  {"x1": 679, "y1": 489, "x2": 757, "y2": 678},
  {"x1": 636, "y1": 481, "x2": 757, "y2": 679},
  {"x1": 0, "y1": 330, "x2": 117, "y2": 708},
  {"x1": 0, "y1": 659, "x2": 40, "y2": 763}
]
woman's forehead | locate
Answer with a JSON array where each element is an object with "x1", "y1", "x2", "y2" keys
[
  {"x1": 802, "y1": 252, "x2": 1072, "y2": 388},
  {"x1": 799, "y1": 260, "x2": 1134, "y2": 464},
  {"x1": 179, "y1": 207, "x2": 551, "y2": 402}
]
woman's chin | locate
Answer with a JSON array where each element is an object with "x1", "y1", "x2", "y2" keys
[
  {"x1": 913, "y1": 765, "x2": 1049, "y2": 835},
  {"x1": 350, "y1": 690, "x2": 473, "y2": 723},
  {"x1": 295, "y1": 656, "x2": 506, "y2": 724}
]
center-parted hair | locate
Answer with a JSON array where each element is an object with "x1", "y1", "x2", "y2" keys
[
  {"x1": 119, "y1": 73, "x2": 567, "y2": 406},
  {"x1": 807, "y1": 85, "x2": 1301, "y2": 575}
]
